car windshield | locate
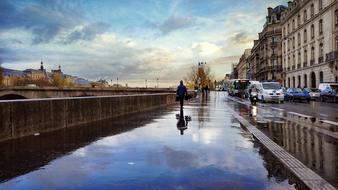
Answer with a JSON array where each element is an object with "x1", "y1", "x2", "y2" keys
[
  {"x1": 331, "y1": 85, "x2": 338, "y2": 92},
  {"x1": 310, "y1": 88, "x2": 321, "y2": 92},
  {"x1": 294, "y1": 88, "x2": 303, "y2": 93},
  {"x1": 262, "y1": 83, "x2": 281, "y2": 90}
]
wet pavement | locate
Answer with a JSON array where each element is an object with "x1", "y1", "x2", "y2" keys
[
  {"x1": 0, "y1": 92, "x2": 303, "y2": 190},
  {"x1": 256, "y1": 99, "x2": 338, "y2": 122},
  {"x1": 226, "y1": 94, "x2": 338, "y2": 188}
]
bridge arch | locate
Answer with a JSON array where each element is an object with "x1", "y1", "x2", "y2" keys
[{"x1": 0, "y1": 94, "x2": 27, "y2": 100}]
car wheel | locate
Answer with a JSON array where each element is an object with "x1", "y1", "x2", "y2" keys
[{"x1": 281, "y1": 101, "x2": 284, "y2": 104}]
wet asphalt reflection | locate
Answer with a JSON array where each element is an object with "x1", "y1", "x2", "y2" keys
[
  {"x1": 0, "y1": 92, "x2": 309, "y2": 190},
  {"x1": 226, "y1": 94, "x2": 338, "y2": 188}
]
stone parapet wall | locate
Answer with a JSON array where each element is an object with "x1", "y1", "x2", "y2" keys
[{"x1": 0, "y1": 93, "x2": 176, "y2": 142}]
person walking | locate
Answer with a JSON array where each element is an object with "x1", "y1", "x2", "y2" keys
[{"x1": 176, "y1": 80, "x2": 187, "y2": 109}]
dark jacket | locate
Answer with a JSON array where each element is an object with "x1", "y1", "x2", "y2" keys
[{"x1": 177, "y1": 84, "x2": 187, "y2": 97}]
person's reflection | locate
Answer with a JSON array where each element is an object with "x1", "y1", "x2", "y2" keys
[{"x1": 176, "y1": 108, "x2": 190, "y2": 135}]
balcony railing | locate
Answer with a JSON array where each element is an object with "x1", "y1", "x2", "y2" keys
[
  {"x1": 326, "y1": 51, "x2": 338, "y2": 62},
  {"x1": 310, "y1": 59, "x2": 315, "y2": 66},
  {"x1": 318, "y1": 56, "x2": 323, "y2": 63},
  {"x1": 303, "y1": 61, "x2": 308, "y2": 67}
]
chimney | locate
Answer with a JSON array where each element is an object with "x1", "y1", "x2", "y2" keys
[{"x1": 268, "y1": 7, "x2": 273, "y2": 15}]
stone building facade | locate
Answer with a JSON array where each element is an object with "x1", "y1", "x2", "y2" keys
[
  {"x1": 281, "y1": 0, "x2": 338, "y2": 88},
  {"x1": 249, "y1": 6, "x2": 286, "y2": 83},
  {"x1": 237, "y1": 49, "x2": 251, "y2": 79}
]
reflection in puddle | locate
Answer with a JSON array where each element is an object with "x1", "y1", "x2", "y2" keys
[{"x1": 258, "y1": 120, "x2": 338, "y2": 188}]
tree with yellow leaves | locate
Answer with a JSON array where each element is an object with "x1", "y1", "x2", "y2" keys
[
  {"x1": 184, "y1": 63, "x2": 214, "y2": 90},
  {"x1": 52, "y1": 73, "x2": 64, "y2": 87}
]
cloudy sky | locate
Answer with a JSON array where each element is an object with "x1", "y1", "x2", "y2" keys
[{"x1": 0, "y1": 0, "x2": 285, "y2": 87}]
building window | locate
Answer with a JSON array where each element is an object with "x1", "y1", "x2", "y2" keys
[
  {"x1": 304, "y1": 9, "x2": 307, "y2": 22},
  {"x1": 298, "y1": 33, "x2": 301, "y2": 46},
  {"x1": 319, "y1": 19, "x2": 323, "y2": 35},
  {"x1": 319, "y1": 0, "x2": 323, "y2": 10},
  {"x1": 297, "y1": 14, "x2": 301, "y2": 27},
  {"x1": 311, "y1": 25, "x2": 315, "y2": 39},
  {"x1": 336, "y1": 9, "x2": 338, "y2": 26},
  {"x1": 336, "y1": 37, "x2": 338, "y2": 50},
  {"x1": 304, "y1": 48, "x2": 307, "y2": 65},
  {"x1": 319, "y1": 43, "x2": 323, "y2": 58},
  {"x1": 304, "y1": 29, "x2": 307, "y2": 43},
  {"x1": 298, "y1": 75, "x2": 301, "y2": 87},
  {"x1": 319, "y1": 71, "x2": 323, "y2": 83},
  {"x1": 288, "y1": 23, "x2": 290, "y2": 34},
  {"x1": 298, "y1": 51, "x2": 301, "y2": 65},
  {"x1": 293, "y1": 36, "x2": 295, "y2": 49},
  {"x1": 311, "y1": 46, "x2": 315, "y2": 60},
  {"x1": 292, "y1": 19, "x2": 295, "y2": 31},
  {"x1": 311, "y1": 4, "x2": 314, "y2": 17}
]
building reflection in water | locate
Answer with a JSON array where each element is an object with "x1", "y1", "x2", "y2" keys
[{"x1": 258, "y1": 119, "x2": 338, "y2": 188}]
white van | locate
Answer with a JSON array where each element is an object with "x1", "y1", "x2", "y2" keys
[
  {"x1": 257, "y1": 82, "x2": 284, "y2": 103},
  {"x1": 318, "y1": 83, "x2": 338, "y2": 92}
]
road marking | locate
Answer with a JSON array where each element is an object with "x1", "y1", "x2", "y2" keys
[
  {"x1": 224, "y1": 103, "x2": 336, "y2": 190},
  {"x1": 271, "y1": 107, "x2": 284, "y2": 111}
]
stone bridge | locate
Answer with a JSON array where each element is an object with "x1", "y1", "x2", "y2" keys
[{"x1": 0, "y1": 87, "x2": 176, "y2": 99}]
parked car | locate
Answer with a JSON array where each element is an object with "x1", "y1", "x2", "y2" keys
[
  {"x1": 320, "y1": 87, "x2": 338, "y2": 103},
  {"x1": 304, "y1": 88, "x2": 321, "y2": 100},
  {"x1": 257, "y1": 82, "x2": 284, "y2": 103},
  {"x1": 244, "y1": 81, "x2": 261, "y2": 99},
  {"x1": 284, "y1": 88, "x2": 311, "y2": 103}
]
